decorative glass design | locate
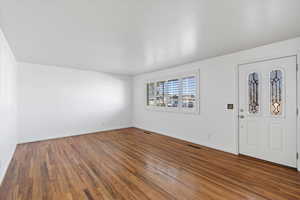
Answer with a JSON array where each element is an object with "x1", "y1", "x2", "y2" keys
[
  {"x1": 147, "y1": 83, "x2": 155, "y2": 106},
  {"x1": 270, "y1": 70, "x2": 283, "y2": 115},
  {"x1": 156, "y1": 81, "x2": 167, "y2": 107},
  {"x1": 248, "y1": 72, "x2": 259, "y2": 114},
  {"x1": 182, "y1": 76, "x2": 196, "y2": 108},
  {"x1": 167, "y1": 79, "x2": 180, "y2": 107}
]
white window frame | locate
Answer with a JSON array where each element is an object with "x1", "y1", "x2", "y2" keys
[{"x1": 145, "y1": 70, "x2": 200, "y2": 114}]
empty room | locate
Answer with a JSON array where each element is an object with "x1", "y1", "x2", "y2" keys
[{"x1": 1, "y1": 0, "x2": 300, "y2": 199}]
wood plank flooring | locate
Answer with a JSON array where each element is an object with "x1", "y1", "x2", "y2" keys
[{"x1": 1, "y1": 128, "x2": 300, "y2": 200}]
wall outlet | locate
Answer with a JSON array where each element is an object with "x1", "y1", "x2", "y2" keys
[
  {"x1": 208, "y1": 133, "x2": 212, "y2": 140},
  {"x1": 207, "y1": 131, "x2": 215, "y2": 140}
]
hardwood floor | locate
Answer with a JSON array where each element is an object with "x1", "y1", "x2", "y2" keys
[{"x1": 1, "y1": 128, "x2": 300, "y2": 200}]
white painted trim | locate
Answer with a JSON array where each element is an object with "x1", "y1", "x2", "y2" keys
[
  {"x1": 18, "y1": 126, "x2": 132, "y2": 144},
  {"x1": 297, "y1": 51, "x2": 300, "y2": 171},
  {"x1": 238, "y1": 55, "x2": 298, "y2": 67},
  {"x1": 134, "y1": 125, "x2": 237, "y2": 155},
  {"x1": 234, "y1": 64, "x2": 240, "y2": 155}
]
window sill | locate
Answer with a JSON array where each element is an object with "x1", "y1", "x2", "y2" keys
[{"x1": 145, "y1": 106, "x2": 200, "y2": 115}]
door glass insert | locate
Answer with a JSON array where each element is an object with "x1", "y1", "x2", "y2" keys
[
  {"x1": 248, "y1": 72, "x2": 259, "y2": 114},
  {"x1": 270, "y1": 70, "x2": 283, "y2": 116}
]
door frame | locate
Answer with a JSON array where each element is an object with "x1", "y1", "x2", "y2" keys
[{"x1": 235, "y1": 54, "x2": 299, "y2": 171}]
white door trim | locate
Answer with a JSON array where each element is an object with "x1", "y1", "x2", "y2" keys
[
  {"x1": 297, "y1": 51, "x2": 300, "y2": 171},
  {"x1": 235, "y1": 54, "x2": 299, "y2": 171}
]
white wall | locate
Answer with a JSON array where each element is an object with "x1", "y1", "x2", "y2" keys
[
  {"x1": 0, "y1": 29, "x2": 18, "y2": 184},
  {"x1": 133, "y1": 37, "x2": 300, "y2": 170},
  {"x1": 18, "y1": 63, "x2": 132, "y2": 143}
]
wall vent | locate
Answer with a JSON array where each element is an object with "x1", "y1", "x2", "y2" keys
[{"x1": 187, "y1": 144, "x2": 202, "y2": 149}]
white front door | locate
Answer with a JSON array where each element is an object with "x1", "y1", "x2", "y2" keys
[{"x1": 239, "y1": 56, "x2": 297, "y2": 168}]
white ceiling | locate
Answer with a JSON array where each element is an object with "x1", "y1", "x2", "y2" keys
[{"x1": 1, "y1": 0, "x2": 300, "y2": 75}]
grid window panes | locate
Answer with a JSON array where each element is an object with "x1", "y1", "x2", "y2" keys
[
  {"x1": 156, "y1": 81, "x2": 166, "y2": 107},
  {"x1": 182, "y1": 76, "x2": 196, "y2": 108},
  {"x1": 167, "y1": 79, "x2": 180, "y2": 108},
  {"x1": 147, "y1": 82, "x2": 156, "y2": 106},
  {"x1": 146, "y1": 71, "x2": 199, "y2": 113}
]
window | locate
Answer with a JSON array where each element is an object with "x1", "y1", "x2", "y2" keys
[
  {"x1": 167, "y1": 79, "x2": 179, "y2": 108},
  {"x1": 182, "y1": 76, "x2": 196, "y2": 108},
  {"x1": 147, "y1": 82, "x2": 155, "y2": 106},
  {"x1": 248, "y1": 72, "x2": 259, "y2": 114},
  {"x1": 156, "y1": 81, "x2": 167, "y2": 107},
  {"x1": 270, "y1": 70, "x2": 283, "y2": 116},
  {"x1": 146, "y1": 71, "x2": 199, "y2": 113}
]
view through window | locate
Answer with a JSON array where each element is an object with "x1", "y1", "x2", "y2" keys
[{"x1": 146, "y1": 72, "x2": 199, "y2": 113}]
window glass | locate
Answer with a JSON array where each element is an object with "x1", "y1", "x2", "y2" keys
[
  {"x1": 248, "y1": 72, "x2": 259, "y2": 114},
  {"x1": 156, "y1": 81, "x2": 166, "y2": 107},
  {"x1": 270, "y1": 70, "x2": 283, "y2": 116},
  {"x1": 182, "y1": 76, "x2": 196, "y2": 108},
  {"x1": 147, "y1": 82, "x2": 156, "y2": 106},
  {"x1": 146, "y1": 71, "x2": 199, "y2": 113},
  {"x1": 167, "y1": 79, "x2": 180, "y2": 108}
]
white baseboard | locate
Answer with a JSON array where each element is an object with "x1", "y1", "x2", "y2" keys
[
  {"x1": 133, "y1": 125, "x2": 237, "y2": 155},
  {"x1": 18, "y1": 125, "x2": 133, "y2": 144}
]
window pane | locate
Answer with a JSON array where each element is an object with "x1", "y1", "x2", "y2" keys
[
  {"x1": 167, "y1": 79, "x2": 179, "y2": 107},
  {"x1": 182, "y1": 76, "x2": 196, "y2": 108},
  {"x1": 156, "y1": 81, "x2": 166, "y2": 107},
  {"x1": 147, "y1": 82, "x2": 155, "y2": 106},
  {"x1": 248, "y1": 72, "x2": 259, "y2": 114},
  {"x1": 270, "y1": 70, "x2": 283, "y2": 115}
]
